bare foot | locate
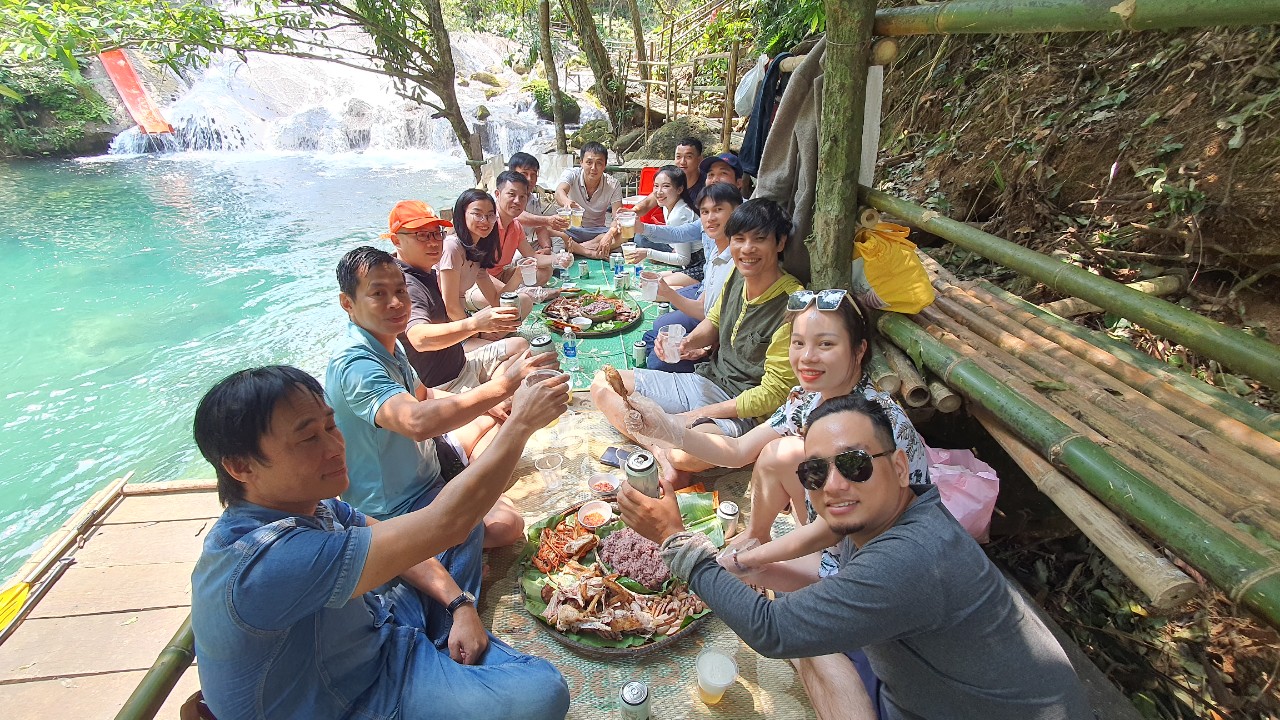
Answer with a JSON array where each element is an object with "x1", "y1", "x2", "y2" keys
[{"x1": 652, "y1": 446, "x2": 695, "y2": 490}]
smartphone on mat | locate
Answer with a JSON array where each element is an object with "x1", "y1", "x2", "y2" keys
[{"x1": 600, "y1": 446, "x2": 632, "y2": 468}]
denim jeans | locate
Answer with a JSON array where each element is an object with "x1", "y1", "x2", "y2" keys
[
  {"x1": 402, "y1": 479, "x2": 486, "y2": 650},
  {"x1": 386, "y1": 581, "x2": 571, "y2": 720}
]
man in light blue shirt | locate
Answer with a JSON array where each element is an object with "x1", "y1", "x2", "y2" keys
[
  {"x1": 191, "y1": 364, "x2": 571, "y2": 720},
  {"x1": 324, "y1": 246, "x2": 557, "y2": 651}
]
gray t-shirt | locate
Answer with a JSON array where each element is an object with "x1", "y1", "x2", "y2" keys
[{"x1": 685, "y1": 486, "x2": 1092, "y2": 720}]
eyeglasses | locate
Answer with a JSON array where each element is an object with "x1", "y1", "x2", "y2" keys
[
  {"x1": 466, "y1": 212, "x2": 498, "y2": 223},
  {"x1": 398, "y1": 229, "x2": 444, "y2": 242},
  {"x1": 788, "y1": 289, "x2": 851, "y2": 312},
  {"x1": 795, "y1": 448, "x2": 893, "y2": 491}
]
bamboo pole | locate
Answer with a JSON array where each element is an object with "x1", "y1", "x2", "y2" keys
[
  {"x1": 871, "y1": 0, "x2": 1280, "y2": 37},
  {"x1": 939, "y1": 283, "x2": 1280, "y2": 472},
  {"x1": 877, "y1": 312, "x2": 1280, "y2": 630},
  {"x1": 866, "y1": 340, "x2": 901, "y2": 395},
  {"x1": 539, "y1": 0, "x2": 568, "y2": 155},
  {"x1": 721, "y1": 40, "x2": 740, "y2": 152},
  {"x1": 918, "y1": 302, "x2": 1280, "y2": 535},
  {"x1": 861, "y1": 187, "x2": 1280, "y2": 390},
  {"x1": 975, "y1": 409, "x2": 1199, "y2": 610},
  {"x1": 115, "y1": 614, "x2": 196, "y2": 720},
  {"x1": 6, "y1": 473, "x2": 129, "y2": 589},
  {"x1": 882, "y1": 342, "x2": 930, "y2": 407},
  {"x1": 927, "y1": 374, "x2": 962, "y2": 413},
  {"x1": 975, "y1": 280, "x2": 1280, "y2": 440},
  {"x1": 810, "y1": 0, "x2": 877, "y2": 291},
  {"x1": 1041, "y1": 275, "x2": 1184, "y2": 317}
]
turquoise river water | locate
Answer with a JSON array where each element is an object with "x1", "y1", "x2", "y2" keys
[{"x1": 0, "y1": 151, "x2": 473, "y2": 580}]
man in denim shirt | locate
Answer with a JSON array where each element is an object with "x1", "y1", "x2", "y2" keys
[{"x1": 191, "y1": 365, "x2": 571, "y2": 720}]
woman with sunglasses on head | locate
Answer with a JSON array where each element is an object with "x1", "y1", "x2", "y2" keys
[
  {"x1": 439, "y1": 189, "x2": 504, "y2": 323},
  {"x1": 624, "y1": 288, "x2": 928, "y2": 587}
]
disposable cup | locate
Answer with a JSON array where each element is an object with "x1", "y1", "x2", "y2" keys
[
  {"x1": 519, "y1": 257, "x2": 538, "y2": 286},
  {"x1": 570, "y1": 209, "x2": 584, "y2": 227},
  {"x1": 695, "y1": 649, "x2": 738, "y2": 705},
  {"x1": 620, "y1": 242, "x2": 638, "y2": 256},
  {"x1": 658, "y1": 325, "x2": 684, "y2": 364},
  {"x1": 534, "y1": 453, "x2": 564, "y2": 491},
  {"x1": 640, "y1": 271, "x2": 660, "y2": 301},
  {"x1": 618, "y1": 211, "x2": 637, "y2": 239}
]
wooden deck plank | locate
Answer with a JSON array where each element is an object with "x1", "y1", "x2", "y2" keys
[
  {"x1": 72, "y1": 519, "x2": 211, "y2": 569},
  {"x1": 102, "y1": 491, "x2": 222, "y2": 525},
  {"x1": 0, "y1": 666, "x2": 200, "y2": 720},
  {"x1": 0, "y1": 607, "x2": 190, "y2": 682},
  {"x1": 27, "y1": 562, "x2": 194, "y2": 619}
]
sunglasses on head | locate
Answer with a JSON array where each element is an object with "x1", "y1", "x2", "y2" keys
[
  {"x1": 788, "y1": 289, "x2": 851, "y2": 312},
  {"x1": 795, "y1": 448, "x2": 893, "y2": 491}
]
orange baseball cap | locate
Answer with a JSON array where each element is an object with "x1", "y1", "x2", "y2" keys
[{"x1": 384, "y1": 200, "x2": 452, "y2": 238}]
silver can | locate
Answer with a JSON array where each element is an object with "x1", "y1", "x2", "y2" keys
[
  {"x1": 614, "y1": 272, "x2": 631, "y2": 291},
  {"x1": 657, "y1": 302, "x2": 670, "y2": 313},
  {"x1": 632, "y1": 340, "x2": 647, "y2": 368},
  {"x1": 625, "y1": 451, "x2": 660, "y2": 498},
  {"x1": 530, "y1": 334, "x2": 555, "y2": 356},
  {"x1": 578, "y1": 260, "x2": 590, "y2": 279},
  {"x1": 619, "y1": 680, "x2": 651, "y2": 720},
  {"x1": 717, "y1": 501, "x2": 740, "y2": 539},
  {"x1": 499, "y1": 292, "x2": 519, "y2": 308}
]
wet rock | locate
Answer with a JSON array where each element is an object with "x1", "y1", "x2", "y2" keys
[
  {"x1": 471, "y1": 71, "x2": 505, "y2": 88},
  {"x1": 615, "y1": 128, "x2": 645, "y2": 155},
  {"x1": 476, "y1": 104, "x2": 491, "y2": 121},
  {"x1": 635, "y1": 116, "x2": 721, "y2": 158},
  {"x1": 526, "y1": 81, "x2": 581, "y2": 124},
  {"x1": 570, "y1": 119, "x2": 612, "y2": 149}
]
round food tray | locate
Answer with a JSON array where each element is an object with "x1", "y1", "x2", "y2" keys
[{"x1": 517, "y1": 501, "x2": 712, "y2": 659}]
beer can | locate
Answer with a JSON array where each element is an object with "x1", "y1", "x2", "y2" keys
[
  {"x1": 499, "y1": 292, "x2": 519, "y2": 308},
  {"x1": 619, "y1": 680, "x2": 651, "y2": 720},
  {"x1": 530, "y1": 334, "x2": 555, "y2": 355},
  {"x1": 578, "y1": 260, "x2": 590, "y2": 279},
  {"x1": 614, "y1": 272, "x2": 630, "y2": 291},
  {"x1": 625, "y1": 451, "x2": 660, "y2": 498},
  {"x1": 632, "y1": 340, "x2": 647, "y2": 368},
  {"x1": 716, "y1": 501, "x2": 740, "y2": 539},
  {"x1": 657, "y1": 302, "x2": 671, "y2": 313}
]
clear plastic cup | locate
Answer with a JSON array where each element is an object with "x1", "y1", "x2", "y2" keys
[
  {"x1": 640, "y1": 271, "x2": 660, "y2": 301},
  {"x1": 658, "y1": 324, "x2": 685, "y2": 364},
  {"x1": 618, "y1": 211, "x2": 637, "y2": 239},
  {"x1": 534, "y1": 453, "x2": 564, "y2": 491},
  {"x1": 696, "y1": 649, "x2": 738, "y2": 704},
  {"x1": 570, "y1": 208, "x2": 584, "y2": 227},
  {"x1": 519, "y1": 257, "x2": 538, "y2": 286}
]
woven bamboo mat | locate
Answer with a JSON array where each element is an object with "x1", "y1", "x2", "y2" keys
[{"x1": 478, "y1": 396, "x2": 815, "y2": 718}]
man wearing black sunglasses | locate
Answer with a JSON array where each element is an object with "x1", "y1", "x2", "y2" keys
[{"x1": 619, "y1": 393, "x2": 1090, "y2": 720}]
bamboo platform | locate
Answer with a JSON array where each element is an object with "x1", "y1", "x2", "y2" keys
[{"x1": 0, "y1": 478, "x2": 219, "y2": 719}]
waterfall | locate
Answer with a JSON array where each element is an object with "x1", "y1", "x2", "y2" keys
[{"x1": 109, "y1": 32, "x2": 590, "y2": 159}]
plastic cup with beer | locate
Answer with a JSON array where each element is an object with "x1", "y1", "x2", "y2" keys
[
  {"x1": 695, "y1": 649, "x2": 738, "y2": 705},
  {"x1": 556, "y1": 207, "x2": 573, "y2": 226},
  {"x1": 657, "y1": 324, "x2": 685, "y2": 364},
  {"x1": 519, "y1": 257, "x2": 538, "y2": 286},
  {"x1": 640, "y1": 271, "x2": 660, "y2": 301},
  {"x1": 570, "y1": 208, "x2": 584, "y2": 228},
  {"x1": 618, "y1": 211, "x2": 637, "y2": 240}
]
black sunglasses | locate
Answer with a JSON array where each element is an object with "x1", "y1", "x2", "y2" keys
[
  {"x1": 788, "y1": 289, "x2": 852, "y2": 312},
  {"x1": 796, "y1": 448, "x2": 893, "y2": 491}
]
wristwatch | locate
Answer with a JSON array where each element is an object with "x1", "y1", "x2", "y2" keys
[{"x1": 445, "y1": 591, "x2": 476, "y2": 615}]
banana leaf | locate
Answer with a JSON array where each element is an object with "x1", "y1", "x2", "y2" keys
[{"x1": 518, "y1": 495, "x2": 719, "y2": 649}]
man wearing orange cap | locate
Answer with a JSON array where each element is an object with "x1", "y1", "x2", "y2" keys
[{"x1": 383, "y1": 200, "x2": 528, "y2": 395}]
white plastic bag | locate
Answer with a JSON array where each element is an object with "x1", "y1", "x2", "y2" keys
[{"x1": 734, "y1": 54, "x2": 769, "y2": 116}]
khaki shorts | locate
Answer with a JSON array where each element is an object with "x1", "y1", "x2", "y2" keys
[{"x1": 435, "y1": 341, "x2": 509, "y2": 393}]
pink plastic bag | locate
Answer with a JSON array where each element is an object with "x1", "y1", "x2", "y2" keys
[{"x1": 928, "y1": 447, "x2": 1000, "y2": 543}]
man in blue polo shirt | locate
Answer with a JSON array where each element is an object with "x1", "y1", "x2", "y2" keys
[{"x1": 324, "y1": 246, "x2": 557, "y2": 653}]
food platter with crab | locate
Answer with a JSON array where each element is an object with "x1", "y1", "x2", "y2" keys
[
  {"x1": 542, "y1": 290, "x2": 644, "y2": 338},
  {"x1": 517, "y1": 494, "x2": 726, "y2": 658}
]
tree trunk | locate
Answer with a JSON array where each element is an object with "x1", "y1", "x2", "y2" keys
[
  {"x1": 563, "y1": 0, "x2": 628, "y2": 132},
  {"x1": 539, "y1": 0, "x2": 569, "y2": 154},
  {"x1": 626, "y1": 0, "x2": 648, "y2": 82},
  {"x1": 424, "y1": 0, "x2": 483, "y2": 180},
  {"x1": 810, "y1": 0, "x2": 876, "y2": 290}
]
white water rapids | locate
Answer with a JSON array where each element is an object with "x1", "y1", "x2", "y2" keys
[{"x1": 109, "y1": 32, "x2": 603, "y2": 159}]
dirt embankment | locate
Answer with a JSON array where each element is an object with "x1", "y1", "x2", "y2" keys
[{"x1": 878, "y1": 27, "x2": 1280, "y2": 333}]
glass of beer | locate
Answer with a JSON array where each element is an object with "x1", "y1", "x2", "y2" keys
[
  {"x1": 617, "y1": 211, "x2": 637, "y2": 240},
  {"x1": 696, "y1": 649, "x2": 738, "y2": 705},
  {"x1": 570, "y1": 208, "x2": 584, "y2": 228}
]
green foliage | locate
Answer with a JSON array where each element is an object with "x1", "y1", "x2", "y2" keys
[
  {"x1": 526, "y1": 80, "x2": 580, "y2": 122},
  {"x1": 751, "y1": 0, "x2": 824, "y2": 55},
  {"x1": 0, "y1": 58, "x2": 111, "y2": 156}
]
